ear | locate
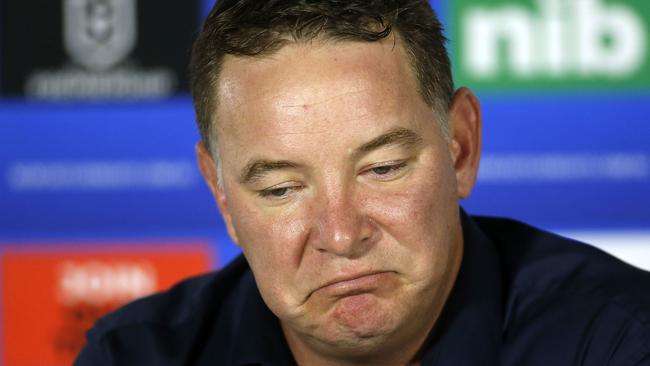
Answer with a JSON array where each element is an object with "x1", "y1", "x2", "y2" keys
[
  {"x1": 196, "y1": 141, "x2": 240, "y2": 245},
  {"x1": 447, "y1": 87, "x2": 482, "y2": 199}
]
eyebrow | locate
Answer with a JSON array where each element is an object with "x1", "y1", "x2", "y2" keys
[
  {"x1": 239, "y1": 160, "x2": 300, "y2": 185},
  {"x1": 238, "y1": 128, "x2": 423, "y2": 185},
  {"x1": 353, "y1": 127, "x2": 424, "y2": 158}
]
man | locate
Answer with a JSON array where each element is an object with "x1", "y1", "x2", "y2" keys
[{"x1": 75, "y1": 0, "x2": 650, "y2": 365}]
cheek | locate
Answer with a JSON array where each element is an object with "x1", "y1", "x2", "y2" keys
[
  {"x1": 362, "y1": 161, "x2": 460, "y2": 274},
  {"x1": 367, "y1": 173, "x2": 455, "y2": 229},
  {"x1": 229, "y1": 200, "x2": 310, "y2": 297},
  {"x1": 365, "y1": 187, "x2": 441, "y2": 245}
]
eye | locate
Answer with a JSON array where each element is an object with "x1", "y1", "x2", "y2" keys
[
  {"x1": 257, "y1": 183, "x2": 302, "y2": 200},
  {"x1": 264, "y1": 187, "x2": 289, "y2": 197},
  {"x1": 371, "y1": 165, "x2": 396, "y2": 175},
  {"x1": 365, "y1": 161, "x2": 409, "y2": 180}
]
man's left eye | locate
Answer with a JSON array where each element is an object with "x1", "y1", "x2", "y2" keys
[
  {"x1": 265, "y1": 187, "x2": 290, "y2": 197},
  {"x1": 367, "y1": 161, "x2": 408, "y2": 178},
  {"x1": 371, "y1": 165, "x2": 397, "y2": 175}
]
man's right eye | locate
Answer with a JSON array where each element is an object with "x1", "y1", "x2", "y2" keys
[{"x1": 257, "y1": 184, "x2": 302, "y2": 200}]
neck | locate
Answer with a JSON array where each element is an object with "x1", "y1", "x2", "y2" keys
[{"x1": 283, "y1": 325, "x2": 426, "y2": 366}]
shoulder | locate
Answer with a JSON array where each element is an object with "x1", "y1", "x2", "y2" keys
[
  {"x1": 74, "y1": 255, "x2": 252, "y2": 366},
  {"x1": 473, "y1": 216, "x2": 650, "y2": 301},
  {"x1": 473, "y1": 216, "x2": 650, "y2": 365},
  {"x1": 93, "y1": 254, "x2": 249, "y2": 332}
]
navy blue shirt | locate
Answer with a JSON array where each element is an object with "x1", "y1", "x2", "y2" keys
[{"x1": 74, "y1": 212, "x2": 650, "y2": 365}]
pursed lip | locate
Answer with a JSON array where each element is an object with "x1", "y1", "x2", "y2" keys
[{"x1": 310, "y1": 271, "x2": 394, "y2": 298}]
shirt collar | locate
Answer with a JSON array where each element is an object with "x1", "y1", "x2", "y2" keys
[
  {"x1": 420, "y1": 209, "x2": 504, "y2": 365},
  {"x1": 230, "y1": 270, "x2": 296, "y2": 365},
  {"x1": 229, "y1": 209, "x2": 503, "y2": 365}
]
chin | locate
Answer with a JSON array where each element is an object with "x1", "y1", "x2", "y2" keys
[
  {"x1": 315, "y1": 295, "x2": 401, "y2": 346},
  {"x1": 310, "y1": 327, "x2": 403, "y2": 365}
]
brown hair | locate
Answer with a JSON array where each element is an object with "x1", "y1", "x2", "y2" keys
[{"x1": 190, "y1": 0, "x2": 454, "y2": 152}]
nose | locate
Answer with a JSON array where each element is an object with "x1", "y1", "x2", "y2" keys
[{"x1": 310, "y1": 187, "x2": 378, "y2": 258}]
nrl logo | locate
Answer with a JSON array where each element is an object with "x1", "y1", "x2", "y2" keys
[{"x1": 63, "y1": 0, "x2": 137, "y2": 71}]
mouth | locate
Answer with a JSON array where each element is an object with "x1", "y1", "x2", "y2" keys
[{"x1": 311, "y1": 271, "x2": 395, "y2": 299}]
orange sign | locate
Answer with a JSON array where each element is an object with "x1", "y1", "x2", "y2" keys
[{"x1": 0, "y1": 241, "x2": 214, "y2": 366}]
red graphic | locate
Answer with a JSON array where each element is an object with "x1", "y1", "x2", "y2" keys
[{"x1": 0, "y1": 241, "x2": 214, "y2": 366}]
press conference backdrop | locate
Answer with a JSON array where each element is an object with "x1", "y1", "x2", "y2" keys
[{"x1": 0, "y1": 0, "x2": 648, "y2": 365}]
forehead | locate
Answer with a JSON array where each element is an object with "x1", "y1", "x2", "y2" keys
[
  {"x1": 215, "y1": 38, "x2": 421, "y2": 127},
  {"x1": 209, "y1": 38, "x2": 438, "y2": 174}
]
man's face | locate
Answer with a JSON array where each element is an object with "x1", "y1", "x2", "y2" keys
[{"x1": 198, "y1": 38, "x2": 480, "y2": 360}]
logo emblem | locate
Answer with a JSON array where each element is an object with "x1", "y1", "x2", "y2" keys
[
  {"x1": 63, "y1": 0, "x2": 137, "y2": 71},
  {"x1": 451, "y1": 0, "x2": 650, "y2": 89}
]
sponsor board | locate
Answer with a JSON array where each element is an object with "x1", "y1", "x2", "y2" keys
[
  {"x1": 0, "y1": 242, "x2": 212, "y2": 366},
  {"x1": 451, "y1": 0, "x2": 650, "y2": 89},
  {"x1": 0, "y1": 0, "x2": 200, "y2": 99},
  {"x1": 463, "y1": 95, "x2": 650, "y2": 229}
]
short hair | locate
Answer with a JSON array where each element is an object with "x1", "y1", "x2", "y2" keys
[{"x1": 190, "y1": 0, "x2": 454, "y2": 155}]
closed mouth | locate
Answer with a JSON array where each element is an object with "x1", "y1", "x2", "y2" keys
[{"x1": 311, "y1": 271, "x2": 394, "y2": 298}]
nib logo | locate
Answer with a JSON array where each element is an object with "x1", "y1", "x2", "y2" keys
[{"x1": 452, "y1": 0, "x2": 650, "y2": 89}]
